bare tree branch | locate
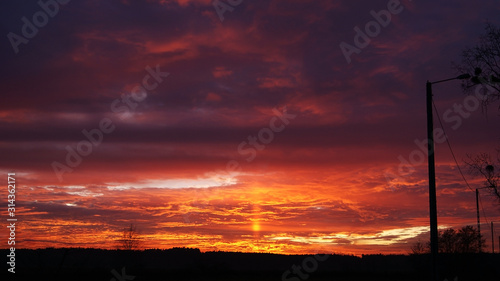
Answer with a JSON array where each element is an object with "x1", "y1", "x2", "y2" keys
[
  {"x1": 117, "y1": 224, "x2": 142, "y2": 250},
  {"x1": 464, "y1": 153, "x2": 500, "y2": 201},
  {"x1": 454, "y1": 22, "x2": 500, "y2": 110}
]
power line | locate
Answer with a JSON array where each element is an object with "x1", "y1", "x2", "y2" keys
[
  {"x1": 432, "y1": 101, "x2": 491, "y2": 226},
  {"x1": 432, "y1": 101, "x2": 473, "y2": 192},
  {"x1": 478, "y1": 194, "x2": 490, "y2": 226}
]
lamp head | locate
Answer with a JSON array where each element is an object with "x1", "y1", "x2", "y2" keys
[{"x1": 456, "y1": 73, "x2": 471, "y2": 80}]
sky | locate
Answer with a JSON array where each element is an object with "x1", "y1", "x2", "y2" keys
[{"x1": 0, "y1": 0, "x2": 500, "y2": 256}]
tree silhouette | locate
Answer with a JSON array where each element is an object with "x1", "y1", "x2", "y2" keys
[
  {"x1": 455, "y1": 225, "x2": 484, "y2": 253},
  {"x1": 410, "y1": 226, "x2": 485, "y2": 254},
  {"x1": 439, "y1": 228, "x2": 459, "y2": 253},
  {"x1": 118, "y1": 224, "x2": 142, "y2": 250},
  {"x1": 454, "y1": 22, "x2": 500, "y2": 109},
  {"x1": 455, "y1": 23, "x2": 500, "y2": 202},
  {"x1": 464, "y1": 153, "x2": 500, "y2": 202},
  {"x1": 410, "y1": 240, "x2": 427, "y2": 255}
]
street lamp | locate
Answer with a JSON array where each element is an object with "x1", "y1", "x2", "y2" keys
[{"x1": 426, "y1": 73, "x2": 470, "y2": 281}]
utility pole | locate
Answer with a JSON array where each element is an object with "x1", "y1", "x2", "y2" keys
[
  {"x1": 426, "y1": 73, "x2": 471, "y2": 281},
  {"x1": 492, "y1": 222, "x2": 495, "y2": 253},
  {"x1": 426, "y1": 81, "x2": 438, "y2": 281},
  {"x1": 476, "y1": 189, "x2": 481, "y2": 252}
]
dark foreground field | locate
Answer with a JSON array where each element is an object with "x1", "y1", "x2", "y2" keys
[{"x1": 2, "y1": 248, "x2": 499, "y2": 281}]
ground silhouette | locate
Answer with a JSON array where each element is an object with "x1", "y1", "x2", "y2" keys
[{"x1": 2, "y1": 247, "x2": 499, "y2": 280}]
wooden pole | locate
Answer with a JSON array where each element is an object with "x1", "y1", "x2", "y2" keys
[
  {"x1": 476, "y1": 189, "x2": 481, "y2": 252},
  {"x1": 492, "y1": 222, "x2": 495, "y2": 253}
]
